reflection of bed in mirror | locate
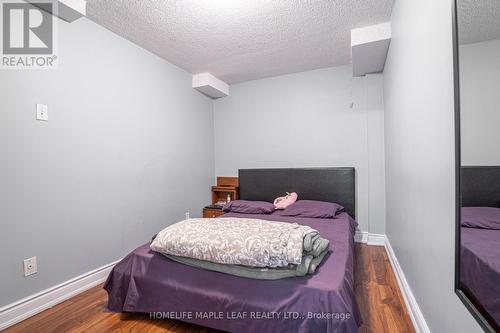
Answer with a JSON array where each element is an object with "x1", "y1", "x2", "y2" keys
[{"x1": 460, "y1": 166, "x2": 500, "y2": 329}]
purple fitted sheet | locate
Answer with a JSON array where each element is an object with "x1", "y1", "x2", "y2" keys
[
  {"x1": 461, "y1": 225, "x2": 500, "y2": 327},
  {"x1": 104, "y1": 212, "x2": 362, "y2": 332}
]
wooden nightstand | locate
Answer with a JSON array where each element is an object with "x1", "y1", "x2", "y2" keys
[
  {"x1": 203, "y1": 207, "x2": 225, "y2": 218},
  {"x1": 203, "y1": 176, "x2": 239, "y2": 218}
]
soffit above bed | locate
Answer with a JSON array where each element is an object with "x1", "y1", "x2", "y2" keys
[
  {"x1": 85, "y1": 0, "x2": 394, "y2": 84},
  {"x1": 351, "y1": 22, "x2": 391, "y2": 77}
]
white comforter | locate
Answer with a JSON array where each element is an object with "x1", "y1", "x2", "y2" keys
[{"x1": 150, "y1": 217, "x2": 326, "y2": 268}]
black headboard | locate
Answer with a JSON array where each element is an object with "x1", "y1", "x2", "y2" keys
[
  {"x1": 461, "y1": 166, "x2": 500, "y2": 207},
  {"x1": 238, "y1": 167, "x2": 355, "y2": 217}
]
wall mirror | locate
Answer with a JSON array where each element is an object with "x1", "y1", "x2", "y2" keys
[{"x1": 454, "y1": 0, "x2": 500, "y2": 332}]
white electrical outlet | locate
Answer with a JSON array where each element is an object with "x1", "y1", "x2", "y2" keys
[
  {"x1": 185, "y1": 212, "x2": 190, "y2": 220},
  {"x1": 23, "y1": 257, "x2": 37, "y2": 277},
  {"x1": 36, "y1": 104, "x2": 48, "y2": 121}
]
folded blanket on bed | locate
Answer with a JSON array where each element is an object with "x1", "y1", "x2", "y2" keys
[{"x1": 150, "y1": 217, "x2": 330, "y2": 278}]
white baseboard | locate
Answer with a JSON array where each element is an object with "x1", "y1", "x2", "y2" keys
[
  {"x1": 354, "y1": 230, "x2": 369, "y2": 243},
  {"x1": 354, "y1": 231, "x2": 385, "y2": 246},
  {"x1": 384, "y1": 237, "x2": 431, "y2": 333},
  {"x1": 0, "y1": 259, "x2": 120, "y2": 331},
  {"x1": 367, "y1": 233, "x2": 386, "y2": 246}
]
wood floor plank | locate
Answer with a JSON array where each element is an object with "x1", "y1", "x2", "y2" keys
[{"x1": 3, "y1": 244, "x2": 414, "y2": 333}]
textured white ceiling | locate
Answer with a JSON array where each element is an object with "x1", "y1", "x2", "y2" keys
[
  {"x1": 458, "y1": 0, "x2": 500, "y2": 45},
  {"x1": 86, "y1": 0, "x2": 394, "y2": 83}
]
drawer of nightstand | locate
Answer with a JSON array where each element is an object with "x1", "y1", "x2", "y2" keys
[{"x1": 203, "y1": 208, "x2": 224, "y2": 218}]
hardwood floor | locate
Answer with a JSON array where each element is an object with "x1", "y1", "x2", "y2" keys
[
  {"x1": 354, "y1": 245, "x2": 415, "y2": 333},
  {"x1": 4, "y1": 244, "x2": 414, "y2": 333}
]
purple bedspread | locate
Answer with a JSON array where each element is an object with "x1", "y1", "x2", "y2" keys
[
  {"x1": 104, "y1": 212, "x2": 362, "y2": 332},
  {"x1": 461, "y1": 225, "x2": 500, "y2": 327}
]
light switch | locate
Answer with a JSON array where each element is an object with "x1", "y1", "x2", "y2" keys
[{"x1": 36, "y1": 104, "x2": 48, "y2": 121}]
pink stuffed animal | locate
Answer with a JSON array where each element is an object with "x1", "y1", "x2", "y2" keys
[{"x1": 273, "y1": 192, "x2": 298, "y2": 209}]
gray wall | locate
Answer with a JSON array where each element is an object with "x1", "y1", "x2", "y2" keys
[
  {"x1": 460, "y1": 39, "x2": 500, "y2": 165},
  {"x1": 0, "y1": 17, "x2": 214, "y2": 306},
  {"x1": 383, "y1": 0, "x2": 481, "y2": 332},
  {"x1": 213, "y1": 66, "x2": 386, "y2": 234}
]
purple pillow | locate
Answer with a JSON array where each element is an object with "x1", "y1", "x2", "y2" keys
[
  {"x1": 461, "y1": 207, "x2": 500, "y2": 230},
  {"x1": 223, "y1": 200, "x2": 275, "y2": 214},
  {"x1": 274, "y1": 200, "x2": 345, "y2": 219}
]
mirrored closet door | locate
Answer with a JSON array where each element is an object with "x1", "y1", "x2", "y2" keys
[{"x1": 454, "y1": 1, "x2": 500, "y2": 332}]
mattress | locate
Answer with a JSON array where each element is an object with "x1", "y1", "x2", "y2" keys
[
  {"x1": 461, "y1": 226, "x2": 500, "y2": 327},
  {"x1": 104, "y1": 212, "x2": 362, "y2": 333}
]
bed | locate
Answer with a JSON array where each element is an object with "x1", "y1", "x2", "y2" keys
[
  {"x1": 460, "y1": 167, "x2": 500, "y2": 329},
  {"x1": 104, "y1": 167, "x2": 362, "y2": 332}
]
